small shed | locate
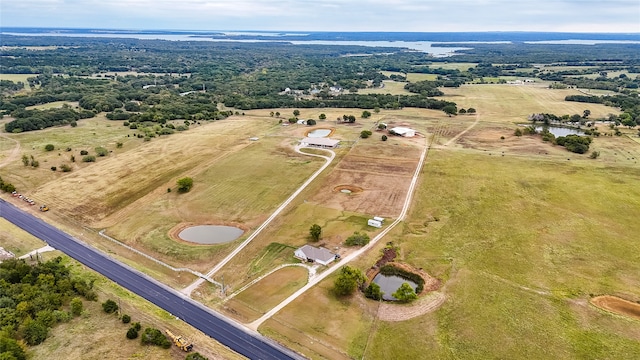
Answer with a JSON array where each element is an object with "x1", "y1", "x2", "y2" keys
[
  {"x1": 373, "y1": 216, "x2": 385, "y2": 223},
  {"x1": 294, "y1": 245, "x2": 337, "y2": 266},
  {"x1": 368, "y1": 219, "x2": 382, "y2": 228}
]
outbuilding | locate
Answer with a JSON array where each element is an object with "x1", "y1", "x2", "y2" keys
[
  {"x1": 300, "y1": 137, "x2": 340, "y2": 149},
  {"x1": 389, "y1": 127, "x2": 416, "y2": 137},
  {"x1": 368, "y1": 219, "x2": 383, "y2": 228},
  {"x1": 294, "y1": 245, "x2": 337, "y2": 266}
]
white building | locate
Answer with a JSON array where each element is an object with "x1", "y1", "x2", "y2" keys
[
  {"x1": 294, "y1": 245, "x2": 337, "y2": 266},
  {"x1": 389, "y1": 127, "x2": 416, "y2": 137},
  {"x1": 300, "y1": 137, "x2": 340, "y2": 149},
  {"x1": 368, "y1": 219, "x2": 383, "y2": 228}
]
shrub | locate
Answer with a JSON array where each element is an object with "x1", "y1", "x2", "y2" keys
[
  {"x1": 122, "y1": 314, "x2": 131, "y2": 323},
  {"x1": 140, "y1": 327, "x2": 171, "y2": 348},
  {"x1": 80, "y1": 150, "x2": 89, "y2": 155},
  {"x1": 45, "y1": 144, "x2": 55, "y2": 151},
  {"x1": 364, "y1": 282, "x2": 383, "y2": 300},
  {"x1": 132, "y1": 322, "x2": 141, "y2": 331},
  {"x1": 126, "y1": 327, "x2": 139, "y2": 339},
  {"x1": 381, "y1": 135, "x2": 388, "y2": 141},
  {"x1": 60, "y1": 164, "x2": 72, "y2": 172},
  {"x1": 116, "y1": 142, "x2": 123, "y2": 148},
  {"x1": 102, "y1": 299, "x2": 118, "y2": 314},
  {"x1": 70, "y1": 297, "x2": 83, "y2": 316},
  {"x1": 590, "y1": 151, "x2": 600, "y2": 159},
  {"x1": 186, "y1": 353, "x2": 209, "y2": 360},
  {"x1": 95, "y1": 147, "x2": 108, "y2": 157},
  {"x1": 51, "y1": 166, "x2": 57, "y2": 171},
  {"x1": 514, "y1": 128, "x2": 523, "y2": 136},
  {"x1": 177, "y1": 177, "x2": 193, "y2": 193},
  {"x1": 344, "y1": 232, "x2": 370, "y2": 246},
  {"x1": 70, "y1": 120, "x2": 77, "y2": 127},
  {"x1": 82, "y1": 155, "x2": 96, "y2": 163},
  {"x1": 360, "y1": 130, "x2": 372, "y2": 139}
]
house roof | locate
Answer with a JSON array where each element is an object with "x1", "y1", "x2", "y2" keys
[
  {"x1": 390, "y1": 127, "x2": 415, "y2": 135},
  {"x1": 301, "y1": 137, "x2": 340, "y2": 147},
  {"x1": 298, "y1": 245, "x2": 335, "y2": 262}
]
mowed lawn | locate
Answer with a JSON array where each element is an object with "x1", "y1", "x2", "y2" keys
[{"x1": 263, "y1": 149, "x2": 640, "y2": 359}]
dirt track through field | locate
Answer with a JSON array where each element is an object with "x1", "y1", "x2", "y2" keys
[{"x1": 0, "y1": 133, "x2": 20, "y2": 169}]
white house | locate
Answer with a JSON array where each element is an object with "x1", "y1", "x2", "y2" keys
[
  {"x1": 389, "y1": 127, "x2": 416, "y2": 137},
  {"x1": 294, "y1": 245, "x2": 336, "y2": 266},
  {"x1": 368, "y1": 219, "x2": 383, "y2": 228},
  {"x1": 300, "y1": 137, "x2": 340, "y2": 149}
]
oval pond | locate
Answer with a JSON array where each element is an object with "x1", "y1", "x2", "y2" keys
[
  {"x1": 307, "y1": 129, "x2": 332, "y2": 138},
  {"x1": 373, "y1": 274, "x2": 418, "y2": 301},
  {"x1": 178, "y1": 225, "x2": 244, "y2": 244},
  {"x1": 534, "y1": 126, "x2": 585, "y2": 137}
]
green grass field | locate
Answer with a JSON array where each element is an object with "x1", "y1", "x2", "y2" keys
[
  {"x1": 0, "y1": 73, "x2": 36, "y2": 84},
  {"x1": 0, "y1": 218, "x2": 46, "y2": 257}
]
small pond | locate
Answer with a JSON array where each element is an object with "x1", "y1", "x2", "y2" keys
[
  {"x1": 178, "y1": 225, "x2": 244, "y2": 244},
  {"x1": 534, "y1": 126, "x2": 585, "y2": 137},
  {"x1": 373, "y1": 274, "x2": 418, "y2": 301},
  {"x1": 307, "y1": 129, "x2": 332, "y2": 138}
]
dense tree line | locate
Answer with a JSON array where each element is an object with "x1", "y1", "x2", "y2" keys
[
  {"x1": 565, "y1": 94, "x2": 640, "y2": 126},
  {"x1": 4, "y1": 106, "x2": 94, "y2": 133},
  {"x1": 0, "y1": 257, "x2": 97, "y2": 356}
]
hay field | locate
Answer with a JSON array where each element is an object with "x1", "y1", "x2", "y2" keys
[
  {"x1": 358, "y1": 81, "x2": 411, "y2": 95},
  {"x1": 0, "y1": 73, "x2": 35, "y2": 83},
  {"x1": 438, "y1": 84, "x2": 619, "y2": 124}
]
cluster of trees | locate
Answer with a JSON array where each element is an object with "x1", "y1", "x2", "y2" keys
[
  {"x1": 344, "y1": 232, "x2": 370, "y2": 246},
  {"x1": 0, "y1": 175, "x2": 17, "y2": 193},
  {"x1": 4, "y1": 106, "x2": 93, "y2": 133},
  {"x1": 333, "y1": 266, "x2": 366, "y2": 296},
  {"x1": 565, "y1": 94, "x2": 640, "y2": 127},
  {"x1": 140, "y1": 327, "x2": 171, "y2": 348},
  {"x1": 556, "y1": 134, "x2": 593, "y2": 154},
  {"x1": 0, "y1": 257, "x2": 97, "y2": 353}
]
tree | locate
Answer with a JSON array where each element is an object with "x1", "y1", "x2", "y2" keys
[
  {"x1": 306, "y1": 119, "x2": 316, "y2": 126},
  {"x1": 95, "y1": 147, "x2": 108, "y2": 157},
  {"x1": 377, "y1": 123, "x2": 386, "y2": 130},
  {"x1": 392, "y1": 282, "x2": 417, "y2": 303},
  {"x1": 269, "y1": 111, "x2": 274, "y2": 117},
  {"x1": 333, "y1": 266, "x2": 366, "y2": 296},
  {"x1": 80, "y1": 150, "x2": 89, "y2": 155},
  {"x1": 102, "y1": 299, "x2": 119, "y2": 314},
  {"x1": 381, "y1": 135, "x2": 388, "y2": 141},
  {"x1": 44, "y1": 144, "x2": 55, "y2": 151},
  {"x1": 570, "y1": 114, "x2": 582, "y2": 123},
  {"x1": 22, "y1": 319, "x2": 48, "y2": 345},
  {"x1": 275, "y1": 112, "x2": 280, "y2": 117},
  {"x1": 362, "y1": 110, "x2": 371, "y2": 118},
  {"x1": 583, "y1": 109, "x2": 591, "y2": 119},
  {"x1": 374, "y1": 107, "x2": 380, "y2": 114},
  {"x1": 458, "y1": 108, "x2": 467, "y2": 114},
  {"x1": 126, "y1": 327, "x2": 139, "y2": 339},
  {"x1": 21, "y1": 155, "x2": 29, "y2": 166},
  {"x1": 121, "y1": 314, "x2": 131, "y2": 324},
  {"x1": 345, "y1": 232, "x2": 370, "y2": 246},
  {"x1": 177, "y1": 177, "x2": 193, "y2": 193},
  {"x1": 82, "y1": 155, "x2": 96, "y2": 163},
  {"x1": 319, "y1": 113, "x2": 326, "y2": 120},
  {"x1": 360, "y1": 130, "x2": 372, "y2": 138},
  {"x1": 140, "y1": 327, "x2": 171, "y2": 348},
  {"x1": 0, "y1": 336, "x2": 27, "y2": 360},
  {"x1": 467, "y1": 108, "x2": 476, "y2": 114},
  {"x1": 309, "y1": 224, "x2": 322, "y2": 242},
  {"x1": 293, "y1": 109, "x2": 300, "y2": 117},
  {"x1": 364, "y1": 282, "x2": 383, "y2": 300},
  {"x1": 442, "y1": 104, "x2": 458, "y2": 117},
  {"x1": 70, "y1": 297, "x2": 83, "y2": 316},
  {"x1": 50, "y1": 166, "x2": 57, "y2": 171}
]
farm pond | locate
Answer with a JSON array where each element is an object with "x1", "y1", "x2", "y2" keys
[
  {"x1": 307, "y1": 128, "x2": 332, "y2": 138},
  {"x1": 533, "y1": 126, "x2": 585, "y2": 137},
  {"x1": 373, "y1": 274, "x2": 419, "y2": 301},
  {"x1": 178, "y1": 225, "x2": 244, "y2": 244}
]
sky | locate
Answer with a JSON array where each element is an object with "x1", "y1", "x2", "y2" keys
[{"x1": 1, "y1": 0, "x2": 639, "y2": 33}]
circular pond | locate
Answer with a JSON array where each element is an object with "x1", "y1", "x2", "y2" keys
[
  {"x1": 307, "y1": 128, "x2": 332, "y2": 138},
  {"x1": 178, "y1": 225, "x2": 244, "y2": 244},
  {"x1": 373, "y1": 274, "x2": 418, "y2": 301}
]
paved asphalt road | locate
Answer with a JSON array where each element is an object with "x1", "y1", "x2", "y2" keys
[{"x1": 0, "y1": 199, "x2": 304, "y2": 360}]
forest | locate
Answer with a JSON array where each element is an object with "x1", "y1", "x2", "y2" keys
[{"x1": 1, "y1": 35, "x2": 639, "y2": 132}]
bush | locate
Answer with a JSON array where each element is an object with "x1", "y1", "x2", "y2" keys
[
  {"x1": 382, "y1": 135, "x2": 388, "y2": 141},
  {"x1": 52, "y1": 309, "x2": 72, "y2": 323},
  {"x1": 82, "y1": 155, "x2": 96, "y2": 163},
  {"x1": 116, "y1": 142, "x2": 123, "y2": 148},
  {"x1": 140, "y1": 327, "x2": 171, "y2": 348},
  {"x1": 590, "y1": 151, "x2": 600, "y2": 159},
  {"x1": 102, "y1": 299, "x2": 118, "y2": 314},
  {"x1": 51, "y1": 166, "x2": 57, "y2": 171},
  {"x1": 344, "y1": 232, "x2": 370, "y2": 246},
  {"x1": 514, "y1": 128, "x2": 523, "y2": 136},
  {"x1": 177, "y1": 177, "x2": 193, "y2": 193},
  {"x1": 70, "y1": 297, "x2": 83, "y2": 316},
  {"x1": 121, "y1": 314, "x2": 131, "y2": 324},
  {"x1": 132, "y1": 322, "x2": 141, "y2": 331},
  {"x1": 95, "y1": 147, "x2": 108, "y2": 157},
  {"x1": 60, "y1": 163, "x2": 72, "y2": 172},
  {"x1": 44, "y1": 144, "x2": 55, "y2": 151},
  {"x1": 126, "y1": 327, "x2": 139, "y2": 339},
  {"x1": 80, "y1": 150, "x2": 89, "y2": 155},
  {"x1": 360, "y1": 130, "x2": 372, "y2": 139},
  {"x1": 186, "y1": 353, "x2": 209, "y2": 360},
  {"x1": 364, "y1": 282, "x2": 383, "y2": 300}
]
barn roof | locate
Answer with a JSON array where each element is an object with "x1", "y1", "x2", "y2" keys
[{"x1": 298, "y1": 245, "x2": 335, "y2": 263}]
